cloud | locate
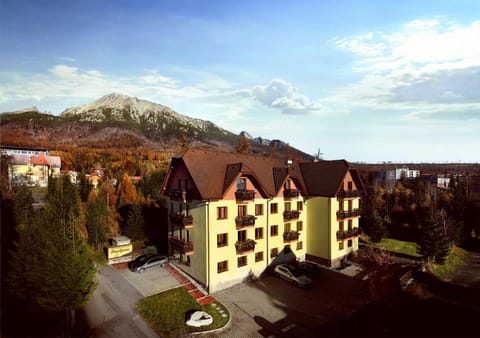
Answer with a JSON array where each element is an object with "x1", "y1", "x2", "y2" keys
[
  {"x1": 251, "y1": 78, "x2": 325, "y2": 115},
  {"x1": 329, "y1": 19, "x2": 480, "y2": 120},
  {"x1": 50, "y1": 64, "x2": 79, "y2": 78}
]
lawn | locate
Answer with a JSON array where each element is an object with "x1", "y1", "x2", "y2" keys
[
  {"x1": 375, "y1": 237, "x2": 420, "y2": 258},
  {"x1": 429, "y1": 245, "x2": 470, "y2": 280},
  {"x1": 136, "y1": 287, "x2": 229, "y2": 337}
]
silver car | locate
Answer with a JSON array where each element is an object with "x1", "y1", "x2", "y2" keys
[
  {"x1": 273, "y1": 263, "x2": 312, "y2": 287},
  {"x1": 128, "y1": 254, "x2": 168, "y2": 273}
]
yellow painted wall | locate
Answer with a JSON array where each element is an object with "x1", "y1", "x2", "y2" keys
[{"x1": 306, "y1": 197, "x2": 330, "y2": 260}]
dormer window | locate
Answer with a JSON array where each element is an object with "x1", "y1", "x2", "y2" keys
[{"x1": 237, "y1": 178, "x2": 247, "y2": 190}]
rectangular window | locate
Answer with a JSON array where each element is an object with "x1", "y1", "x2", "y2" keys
[
  {"x1": 348, "y1": 200, "x2": 353, "y2": 211},
  {"x1": 339, "y1": 200, "x2": 344, "y2": 211},
  {"x1": 284, "y1": 202, "x2": 291, "y2": 211},
  {"x1": 270, "y1": 203, "x2": 278, "y2": 214},
  {"x1": 339, "y1": 221, "x2": 344, "y2": 231},
  {"x1": 348, "y1": 181, "x2": 353, "y2": 190},
  {"x1": 284, "y1": 179, "x2": 292, "y2": 189},
  {"x1": 238, "y1": 205, "x2": 247, "y2": 217},
  {"x1": 348, "y1": 220, "x2": 353, "y2": 230},
  {"x1": 217, "y1": 206, "x2": 228, "y2": 219},
  {"x1": 217, "y1": 233, "x2": 228, "y2": 247},
  {"x1": 217, "y1": 260, "x2": 228, "y2": 273},
  {"x1": 237, "y1": 256, "x2": 247, "y2": 267},
  {"x1": 237, "y1": 230, "x2": 247, "y2": 242},
  {"x1": 348, "y1": 239, "x2": 353, "y2": 248},
  {"x1": 285, "y1": 223, "x2": 291, "y2": 233},
  {"x1": 237, "y1": 178, "x2": 247, "y2": 190},
  {"x1": 255, "y1": 227, "x2": 263, "y2": 240},
  {"x1": 255, "y1": 251, "x2": 264, "y2": 262},
  {"x1": 270, "y1": 225, "x2": 278, "y2": 236},
  {"x1": 339, "y1": 241, "x2": 344, "y2": 250},
  {"x1": 255, "y1": 204, "x2": 264, "y2": 216},
  {"x1": 296, "y1": 221, "x2": 303, "y2": 232},
  {"x1": 297, "y1": 201, "x2": 303, "y2": 211},
  {"x1": 271, "y1": 248, "x2": 278, "y2": 258},
  {"x1": 296, "y1": 241, "x2": 303, "y2": 250}
]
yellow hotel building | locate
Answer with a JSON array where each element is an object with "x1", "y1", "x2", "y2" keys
[{"x1": 161, "y1": 149, "x2": 364, "y2": 293}]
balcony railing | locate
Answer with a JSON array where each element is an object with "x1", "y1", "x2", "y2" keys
[
  {"x1": 169, "y1": 236, "x2": 194, "y2": 255},
  {"x1": 169, "y1": 189, "x2": 190, "y2": 201},
  {"x1": 235, "y1": 189, "x2": 255, "y2": 201},
  {"x1": 283, "y1": 189, "x2": 300, "y2": 198},
  {"x1": 235, "y1": 215, "x2": 256, "y2": 228},
  {"x1": 336, "y1": 209, "x2": 361, "y2": 219},
  {"x1": 337, "y1": 190, "x2": 360, "y2": 198},
  {"x1": 170, "y1": 213, "x2": 193, "y2": 229},
  {"x1": 235, "y1": 239, "x2": 256, "y2": 253},
  {"x1": 283, "y1": 230, "x2": 300, "y2": 242},
  {"x1": 336, "y1": 227, "x2": 360, "y2": 239},
  {"x1": 283, "y1": 210, "x2": 301, "y2": 220}
]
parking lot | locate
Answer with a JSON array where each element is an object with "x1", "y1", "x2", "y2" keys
[
  {"x1": 208, "y1": 266, "x2": 368, "y2": 337},
  {"x1": 118, "y1": 264, "x2": 181, "y2": 297}
]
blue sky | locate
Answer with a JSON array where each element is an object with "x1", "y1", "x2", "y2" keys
[{"x1": 1, "y1": 0, "x2": 479, "y2": 162}]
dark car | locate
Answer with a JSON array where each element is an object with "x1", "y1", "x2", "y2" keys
[{"x1": 128, "y1": 254, "x2": 168, "y2": 273}]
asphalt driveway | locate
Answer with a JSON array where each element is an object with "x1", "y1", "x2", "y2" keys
[
  {"x1": 206, "y1": 267, "x2": 368, "y2": 337},
  {"x1": 118, "y1": 264, "x2": 181, "y2": 297}
]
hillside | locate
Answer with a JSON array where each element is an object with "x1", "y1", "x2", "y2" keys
[{"x1": 0, "y1": 93, "x2": 312, "y2": 159}]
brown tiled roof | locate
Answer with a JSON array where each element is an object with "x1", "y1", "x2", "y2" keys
[
  {"x1": 176, "y1": 149, "x2": 304, "y2": 200},
  {"x1": 299, "y1": 160, "x2": 364, "y2": 197}
]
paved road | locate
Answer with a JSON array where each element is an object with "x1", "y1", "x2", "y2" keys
[{"x1": 82, "y1": 265, "x2": 160, "y2": 338}]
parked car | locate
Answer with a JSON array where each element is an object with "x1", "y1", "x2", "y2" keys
[
  {"x1": 128, "y1": 254, "x2": 168, "y2": 273},
  {"x1": 273, "y1": 264, "x2": 312, "y2": 287},
  {"x1": 297, "y1": 260, "x2": 322, "y2": 277}
]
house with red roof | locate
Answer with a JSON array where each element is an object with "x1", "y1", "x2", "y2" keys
[{"x1": 161, "y1": 148, "x2": 364, "y2": 293}]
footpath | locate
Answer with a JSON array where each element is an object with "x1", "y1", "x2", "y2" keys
[{"x1": 164, "y1": 264, "x2": 216, "y2": 306}]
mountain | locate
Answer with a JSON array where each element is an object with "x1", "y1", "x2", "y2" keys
[{"x1": 1, "y1": 93, "x2": 312, "y2": 158}]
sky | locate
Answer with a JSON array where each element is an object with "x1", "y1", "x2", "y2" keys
[{"x1": 1, "y1": 0, "x2": 479, "y2": 163}]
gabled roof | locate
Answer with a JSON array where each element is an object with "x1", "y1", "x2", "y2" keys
[
  {"x1": 299, "y1": 160, "x2": 364, "y2": 197},
  {"x1": 169, "y1": 148, "x2": 304, "y2": 200},
  {"x1": 8, "y1": 152, "x2": 61, "y2": 168}
]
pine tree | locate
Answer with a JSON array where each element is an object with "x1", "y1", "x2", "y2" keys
[
  {"x1": 8, "y1": 176, "x2": 97, "y2": 331},
  {"x1": 368, "y1": 210, "x2": 388, "y2": 243},
  {"x1": 125, "y1": 202, "x2": 145, "y2": 241},
  {"x1": 13, "y1": 185, "x2": 34, "y2": 230},
  {"x1": 86, "y1": 189, "x2": 107, "y2": 251},
  {"x1": 417, "y1": 218, "x2": 450, "y2": 265}
]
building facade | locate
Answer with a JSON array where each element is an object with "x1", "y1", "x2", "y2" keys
[{"x1": 161, "y1": 149, "x2": 364, "y2": 293}]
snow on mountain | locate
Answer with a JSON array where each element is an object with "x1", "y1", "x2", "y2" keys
[{"x1": 60, "y1": 93, "x2": 228, "y2": 136}]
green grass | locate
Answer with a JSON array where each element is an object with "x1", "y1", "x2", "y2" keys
[
  {"x1": 429, "y1": 245, "x2": 470, "y2": 280},
  {"x1": 375, "y1": 237, "x2": 421, "y2": 258},
  {"x1": 136, "y1": 287, "x2": 229, "y2": 337}
]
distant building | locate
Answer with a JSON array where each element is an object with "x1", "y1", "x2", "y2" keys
[
  {"x1": 1, "y1": 146, "x2": 48, "y2": 157},
  {"x1": 5, "y1": 150, "x2": 61, "y2": 187},
  {"x1": 371, "y1": 167, "x2": 420, "y2": 182},
  {"x1": 437, "y1": 175, "x2": 451, "y2": 189}
]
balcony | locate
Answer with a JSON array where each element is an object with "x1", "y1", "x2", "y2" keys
[
  {"x1": 169, "y1": 236, "x2": 194, "y2": 255},
  {"x1": 283, "y1": 189, "x2": 300, "y2": 198},
  {"x1": 169, "y1": 189, "x2": 190, "y2": 201},
  {"x1": 336, "y1": 227, "x2": 360, "y2": 239},
  {"x1": 283, "y1": 230, "x2": 300, "y2": 242},
  {"x1": 235, "y1": 215, "x2": 256, "y2": 228},
  {"x1": 235, "y1": 239, "x2": 256, "y2": 253},
  {"x1": 170, "y1": 213, "x2": 193, "y2": 229},
  {"x1": 336, "y1": 209, "x2": 361, "y2": 219},
  {"x1": 283, "y1": 210, "x2": 301, "y2": 220},
  {"x1": 337, "y1": 190, "x2": 360, "y2": 198},
  {"x1": 235, "y1": 189, "x2": 255, "y2": 202}
]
